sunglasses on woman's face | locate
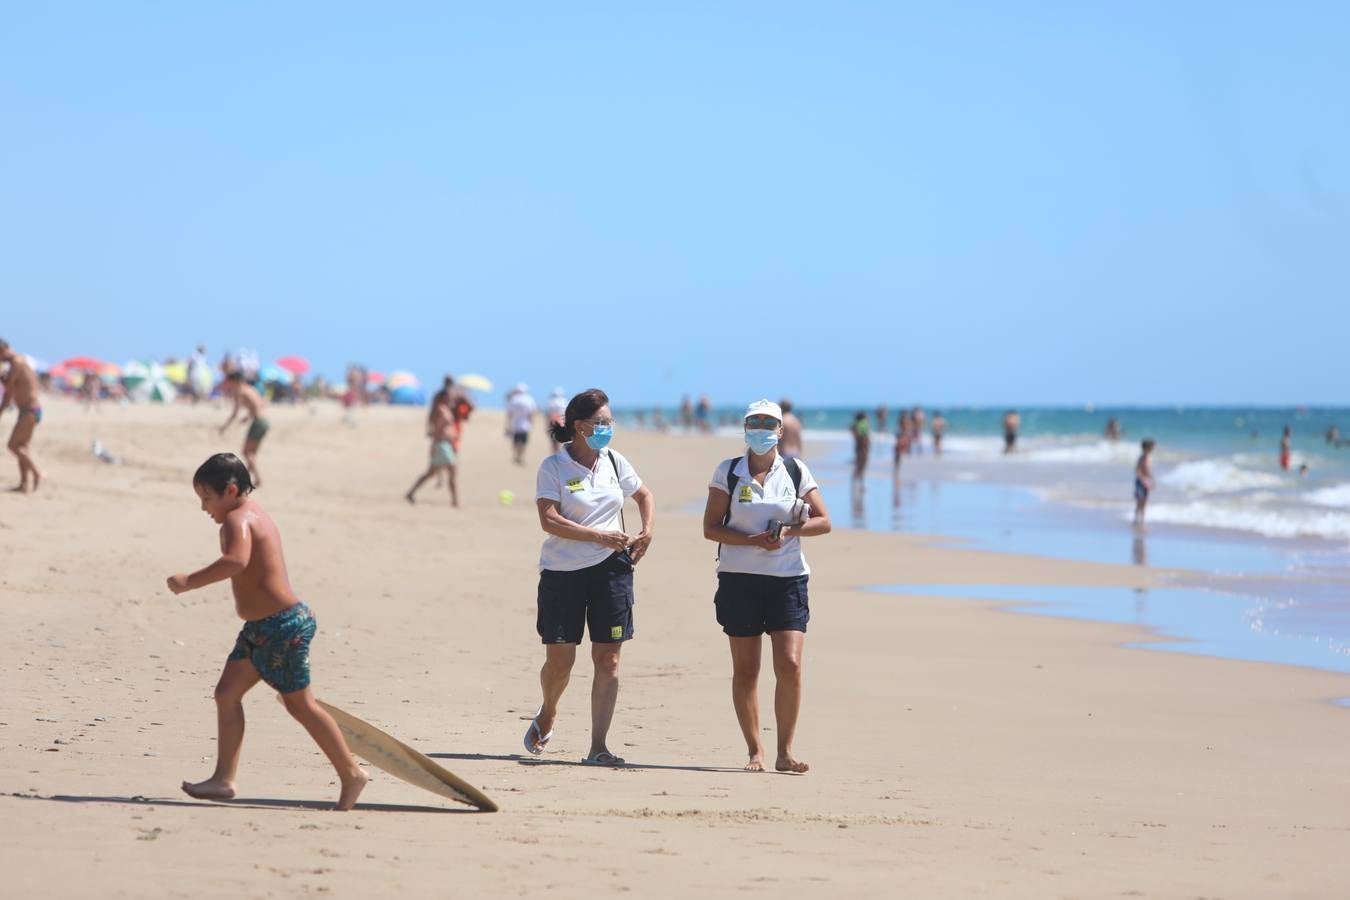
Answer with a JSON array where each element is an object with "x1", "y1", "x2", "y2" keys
[
  {"x1": 744, "y1": 417, "x2": 780, "y2": 430},
  {"x1": 581, "y1": 417, "x2": 614, "y2": 428}
]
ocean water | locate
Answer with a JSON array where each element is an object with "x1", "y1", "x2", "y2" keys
[
  {"x1": 622, "y1": 405, "x2": 1350, "y2": 544},
  {"x1": 628, "y1": 405, "x2": 1350, "y2": 676}
]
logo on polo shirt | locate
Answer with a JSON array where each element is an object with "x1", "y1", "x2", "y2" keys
[
  {"x1": 738, "y1": 485, "x2": 753, "y2": 502},
  {"x1": 565, "y1": 477, "x2": 585, "y2": 493}
]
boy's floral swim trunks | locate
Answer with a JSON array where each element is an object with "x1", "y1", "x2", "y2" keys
[{"x1": 227, "y1": 602, "x2": 316, "y2": 693}]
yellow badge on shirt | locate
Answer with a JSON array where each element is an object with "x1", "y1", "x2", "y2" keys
[
  {"x1": 566, "y1": 477, "x2": 585, "y2": 493},
  {"x1": 738, "y1": 484, "x2": 754, "y2": 502}
]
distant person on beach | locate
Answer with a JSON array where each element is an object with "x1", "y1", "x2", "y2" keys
[
  {"x1": 405, "y1": 386, "x2": 459, "y2": 507},
  {"x1": 525, "y1": 389, "x2": 655, "y2": 766},
  {"x1": 546, "y1": 387, "x2": 567, "y2": 452},
  {"x1": 897, "y1": 411, "x2": 914, "y2": 458},
  {"x1": 852, "y1": 411, "x2": 870, "y2": 481},
  {"x1": 779, "y1": 399, "x2": 803, "y2": 460},
  {"x1": 1104, "y1": 417, "x2": 1122, "y2": 442},
  {"x1": 167, "y1": 453, "x2": 367, "y2": 810},
  {"x1": 1280, "y1": 426, "x2": 1292, "y2": 471},
  {"x1": 220, "y1": 372, "x2": 270, "y2": 487},
  {"x1": 187, "y1": 345, "x2": 211, "y2": 404},
  {"x1": 1134, "y1": 438, "x2": 1155, "y2": 527},
  {"x1": 696, "y1": 395, "x2": 712, "y2": 432},
  {"x1": 1003, "y1": 410, "x2": 1021, "y2": 454},
  {"x1": 875, "y1": 405, "x2": 888, "y2": 434},
  {"x1": 1326, "y1": 425, "x2": 1341, "y2": 446},
  {"x1": 701, "y1": 399, "x2": 832, "y2": 773},
  {"x1": 931, "y1": 411, "x2": 947, "y2": 456},
  {"x1": 506, "y1": 384, "x2": 537, "y2": 465},
  {"x1": 0, "y1": 339, "x2": 43, "y2": 492},
  {"x1": 680, "y1": 395, "x2": 694, "y2": 430},
  {"x1": 911, "y1": 407, "x2": 926, "y2": 455}
]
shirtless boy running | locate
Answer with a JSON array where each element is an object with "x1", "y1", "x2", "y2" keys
[
  {"x1": 220, "y1": 372, "x2": 270, "y2": 487},
  {"x1": 0, "y1": 339, "x2": 43, "y2": 492},
  {"x1": 167, "y1": 453, "x2": 368, "y2": 810}
]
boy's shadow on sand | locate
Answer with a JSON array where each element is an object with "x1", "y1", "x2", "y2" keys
[
  {"x1": 430, "y1": 751, "x2": 789, "y2": 774},
  {"x1": 23, "y1": 794, "x2": 470, "y2": 813}
]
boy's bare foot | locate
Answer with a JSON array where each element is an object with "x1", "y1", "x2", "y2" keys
[
  {"x1": 744, "y1": 755, "x2": 765, "y2": 772},
  {"x1": 775, "y1": 755, "x2": 809, "y2": 774},
  {"x1": 334, "y1": 768, "x2": 370, "y2": 811},
  {"x1": 181, "y1": 778, "x2": 236, "y2": 800},
  {"x1": 31, "y1": 471, "x2": 41, "y2": 491}
]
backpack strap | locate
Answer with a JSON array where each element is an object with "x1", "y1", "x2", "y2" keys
[
  {"x1": 608, "y1": 450, "x2": 626, "y2": 534},
  {"x1": 718, "y1": 454, "x2": 802, "y2": 559}
]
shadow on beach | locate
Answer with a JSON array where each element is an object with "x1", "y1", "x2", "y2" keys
[
  {"x1": 429, "y1": 751, "x2": 792, "y2": 774},
  {"x1": 15, "y1": 793, "x2": 468, "y2": 814}
]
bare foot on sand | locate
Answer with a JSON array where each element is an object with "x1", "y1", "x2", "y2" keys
[
  {"x1": 405, "y1": 492, "x2": 416, "y2": 505},
  {"x1": 334, "y1": 769, "x2": 370, "y2": 811},
  {"x1": 775, "y1": 755, "x2": 809, "y2": 774},
  {"x1": 744, "y1": 755, "x2": 765, "y2": 772},
  {"x1": 182, "y1": 778, "x2": 236, "y2": 800}
]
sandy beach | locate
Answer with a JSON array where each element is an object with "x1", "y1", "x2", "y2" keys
[{"x1": 2, "y1": 397, "x2": 1348, "y2": 899}]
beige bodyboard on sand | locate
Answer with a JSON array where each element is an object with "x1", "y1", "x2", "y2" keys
[{"x1": 318, "y1": 699, "x2": 499, "y2": 812}]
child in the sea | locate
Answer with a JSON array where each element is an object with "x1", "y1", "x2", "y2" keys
[
  {"x1": 167, "y1": 453, "x2": 368, "y2": 810},
  {"x1": 1133, "y1": 439, "x2": 1156, "y2": 527}
]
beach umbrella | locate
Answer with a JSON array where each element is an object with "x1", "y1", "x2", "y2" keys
[
  {"x1": 275, "y1": 356, "x2": 311, "y2": 376},
  {"x1": 48, "y1": 363, "x2": 69, "y2": 379},
  {"x1": 389, "y1": 385, "x2": 426, "y2": 406},
  {"x1": 457, "y1": 373, "x2": 492, "y2": 392},
  {"x1": 366, "y1": 371, "x2": 386, "y2": 386},
  {"x1": 386, "y1": 371, "x2": 420, "y2": 390},
  {"x1": 121, "y1": 360, "x2": 151, "y2": 391},
  {"x1": 99, "y1": 362, "x2": 122, "y2": 383},
  {"x1": 127, "y1": 362, "x2": 177, "y2": 403},
  {"x1": 258, "y1": 364, "x2": 294, "y2": 385},
  {"x1": 61, "y1": 356, "x2": 104, "y2": 372},
  {"x1": 162, "y1": 361, "x2": 188, "y2": 385}
]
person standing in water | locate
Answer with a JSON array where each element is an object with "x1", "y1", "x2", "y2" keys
[
  {"x1": 701, "y1": 399, "x2": 832, "y2": 773},
  {"x1": 0, "y1": 339, "x2": 42, "y2": 492},
  {"x1": 1003, "y1": 409, "x2": 1021, "y2": 454},
  {"x1": 1134, "y1": 439, "x2": 1156, "y2": 527},
  {"x1": 779, "y1": 399, "x2": 804, "y2": 461},
  {"x1": 1279, "y1": 426, "x2": 1292, "y2": 471},
  {"x1": 931, "y1": 411, "x2": 947, "y2": 456}
]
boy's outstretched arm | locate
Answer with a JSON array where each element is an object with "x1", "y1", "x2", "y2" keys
[
  {"x1": 219, "y1": 394, "x2": 240, "y2": 435},
  {"x1": 167, "y1": 515, "x2": 253, "y2": 594}
]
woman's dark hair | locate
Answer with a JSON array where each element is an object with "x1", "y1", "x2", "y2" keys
[
  {"x1": 193, "y1": 452, "x2": 255, "y2": 495},
  {"x1": 549, "y1": 388, "x2": 609, "y2": 444}
]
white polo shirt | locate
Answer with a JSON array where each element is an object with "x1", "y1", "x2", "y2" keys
[
  {"x1": 710, "y1": 453, "x2": 818, "y2": 577},
  {"x1": 536, "y1": 444, "x2": 643, "y2": 572},
  {"x1": 508, "y1": 393, "x2": 537, "y2": 434}
]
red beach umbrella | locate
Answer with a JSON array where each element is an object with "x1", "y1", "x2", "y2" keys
[
  {"x1": 275, "y1": 355, "x2": 311, "y2": 376},
  {"x1": 61, "y1": 356, "x2": 104, "y2": 372}
]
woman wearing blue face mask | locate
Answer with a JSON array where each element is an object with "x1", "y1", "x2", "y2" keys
[
  {"x1": 702, "y1": 399, "x2": 832, "y2": 773},
  {"x1": 525, "y1": 388, "x2": 655, "y2": 766}
]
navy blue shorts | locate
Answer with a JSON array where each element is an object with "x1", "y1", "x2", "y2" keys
[
  {"x1": 714, "y1": 573, "x2": 809, "y2": 637},
  {"x1": 537, "y1": 552, "x2": 635, "y2": 644}
]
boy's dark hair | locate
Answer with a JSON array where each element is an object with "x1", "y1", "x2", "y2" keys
[
  {"x1": 0, "y1": 338, "x2": 9, "y2": 353},
  {"x1": 226, "y1": 371, "x2": 244, "y2": 382},
  {"x1": 193, "y1": 453, "x2": 255, "y2": 495},
  {"x1": 779, "y1": 398, "x2": 793, "y2": 414},
  {"x1": 549, "y1": 388, "x2": 609, "y2": 443},
  {"x1": 1141, "y1": 438, "x2": 1156, "y2": 452}
]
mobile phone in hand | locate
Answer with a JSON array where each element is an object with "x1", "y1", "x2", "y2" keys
[{"x1": 768, "y1": 520, "x2": 785, "y2": 541}]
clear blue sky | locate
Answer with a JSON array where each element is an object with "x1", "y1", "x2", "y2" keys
[{"x1": 3, "y1": 2, "x2": 1347, "y2": 405}]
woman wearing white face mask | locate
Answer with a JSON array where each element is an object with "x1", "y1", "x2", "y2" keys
[
  {"x1": 524, "y1": 388, "x2": 655, "y2": 766},
  {"x1": 702, "y1": 399, "x2": 832, "y2": 773}
]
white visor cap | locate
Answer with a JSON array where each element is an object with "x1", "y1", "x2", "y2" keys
[{"x1": 743, "y1": 399, "x2": 783, "y2": 423}]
